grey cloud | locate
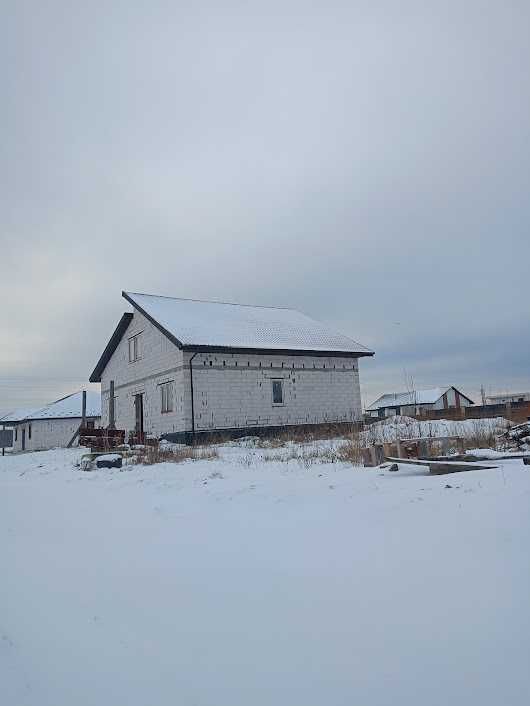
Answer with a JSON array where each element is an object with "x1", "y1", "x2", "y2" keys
[{"x1": 1, "y1": 1, "x2": 529, "y2": 413}]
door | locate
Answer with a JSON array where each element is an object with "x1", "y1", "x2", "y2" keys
[
  {"x1": 134, "y1": 394, "x2": 144, "y2": 436},
  {"x1": 22, "y1": 427, "x2": 26, "y2": 451}
]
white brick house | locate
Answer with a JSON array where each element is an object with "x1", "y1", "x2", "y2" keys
[
  {"x1": 0, "y1": 391, "x2": 101, "y2": 452},
  {"x1": 89, "y1": 292, "x2": 374, "y2": 442},
  {"x1": 366, "y1": 386, "x2": 474, "y2": 418}
]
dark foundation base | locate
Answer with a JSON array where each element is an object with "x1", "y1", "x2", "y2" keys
[{"x1": 161, "y1": 421, "x2": 362, "y2": 446}]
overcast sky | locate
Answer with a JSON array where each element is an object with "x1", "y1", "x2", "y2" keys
[{"x1": 1, "y1": 1, "x2": 529, "y2": 414}]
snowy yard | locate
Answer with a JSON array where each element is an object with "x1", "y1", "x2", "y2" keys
[{"x1": 2, "y1": 443, "x2": 530, "y2": 706}]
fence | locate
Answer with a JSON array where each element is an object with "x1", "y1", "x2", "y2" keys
[{"x1": 416, "y1": 400, "x2": 530, "y2": 424}]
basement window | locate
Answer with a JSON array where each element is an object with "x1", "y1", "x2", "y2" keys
[
  {"x1": 160, "y1": 381, "x2": 174, "y2": 413},
  {"x1": 272, "y1": 379, "x2": 284, "y2": 406},
  {"x1": 128, "y1": 334, "x2": 142, "y2": 363}
]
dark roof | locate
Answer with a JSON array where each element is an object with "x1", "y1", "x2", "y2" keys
[{"x1": 89, "y1": 313, "x2": 133, "y2": 382}]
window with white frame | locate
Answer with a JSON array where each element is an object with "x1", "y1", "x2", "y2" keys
[
  {"x1": 160, "y1": 381, "x2": 174, "y2": 413},
  {"x1": 128, "y1": 334, "x2": 142, "y2": 362},
  {"x1": 271, "y1": 379, "x2": 284, "y2": 405}
]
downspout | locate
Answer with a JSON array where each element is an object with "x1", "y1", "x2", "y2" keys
[{"x1": 189, "y1": 352, "x2": 199, "y2": 442}]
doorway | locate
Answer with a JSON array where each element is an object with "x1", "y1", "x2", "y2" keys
[
  {"x1": 22, "y1": 427, "x2": 26, "y2": 451},
  {"x1": 134, "y1": 394, "x2": 144, "y2": 437}
]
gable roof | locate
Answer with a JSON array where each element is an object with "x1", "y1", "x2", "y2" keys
[
  {"x1": 90, "y1": 291, "x2": 374, "y2": 381},
  {"x1": 0, "y1": 391, "x2": 101, "y2": 425},
  {"x1": 366, "y1": 386, "x2": 474, "y2": 411}
]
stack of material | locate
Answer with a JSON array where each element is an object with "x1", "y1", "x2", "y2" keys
[{"x1": 504, "y1": 421, "x2": 530, "y2": 451}]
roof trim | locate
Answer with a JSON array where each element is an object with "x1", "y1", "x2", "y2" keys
[
  {"x1": 89, "y1": 313, "x2": 134, "y2": 382},
  {"x1": 182, "y1": 344, "x2": 374, "y2": 358},
  {"x1": 122, "y1": 291, "x2": 184, "y2": 349}
]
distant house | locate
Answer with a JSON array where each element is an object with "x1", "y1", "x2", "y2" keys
[
  {"x1": 486, "y1": 392, "x2": 530, "y2": 405},
  {"x1": 0, "y1": 391, "x2": 101, "y2": 452},
  {"x1": 366, "y1": 386, "x2": 474, "y2": 419},
  {"x1": 89, "y1": 291, "x2": 374, "y2": 442}
]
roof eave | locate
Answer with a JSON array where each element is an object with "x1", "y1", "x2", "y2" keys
[
  {"x1": 182, "y1": 344, "x2": 374, "y2": 358},
  {"x1": 89, "y1": 312, "x2": 134, "y2": 382}
]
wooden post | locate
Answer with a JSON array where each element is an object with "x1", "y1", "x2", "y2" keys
[
  {"x1": 67, "y1": 391, "x2": 90, "y2": 449},
  {"x1": 81, "y1": 390, "x2": 87, "y2": 428},
  {"x1": 109, "y1": 380, "x2": 115, "y2": 430}
]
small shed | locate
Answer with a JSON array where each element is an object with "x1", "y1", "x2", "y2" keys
[
  {"x1": 366, "y1": 386, "x2": 474, "y2": 419},
  {"x1": 0, "y1": 391, "x2": 101, "y2": 452}
]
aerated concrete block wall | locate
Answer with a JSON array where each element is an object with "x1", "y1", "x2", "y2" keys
[
  {"x1": 185, "y1": 351, "x2": 362, "y2": 432},
  {"x1": 100, "y1": 310, "x2": 187, "y2": 438}
]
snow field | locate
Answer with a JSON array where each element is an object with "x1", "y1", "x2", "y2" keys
[{"x1": 2, "y1": 443, "x2": 530, "y2": 706}]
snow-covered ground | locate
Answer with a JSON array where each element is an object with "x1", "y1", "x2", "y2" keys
[
  {"x1": 2, "y1": 443, "x2": 530, "y2": 706},
  {"x1": 361, "y1": 415, "x2": 510, "y2": 445}
]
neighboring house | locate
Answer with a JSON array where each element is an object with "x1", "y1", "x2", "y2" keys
[
  {"x1": 0, "y1": 391, "x2": 101, "y2": 452},
  {"x1": 366, "y1": 386, "x2": 474, "y2": 418},
  {"x1": 486, "y1": 392, "x2": 530, "y2": 405},
  {"x1": 89, "y1": 291, "x2": 374, "y2": 442}
]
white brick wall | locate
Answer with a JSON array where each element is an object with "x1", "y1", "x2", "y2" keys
[
  {"x1": 11, "y1": 417, "x2": 100, "y2": 452},
  {"x1": 100, "y1": 310, "x2": 186, "y2": 437},
  {"x1": 100, "y1": 311, "x2": 364, "y2": 437},
  {"x1": 187, "y1": 352, "x2": 362, "y2": 431}
]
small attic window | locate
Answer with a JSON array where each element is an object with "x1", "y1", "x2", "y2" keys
[{"x1": 128, "y1": 334, "x2": 141, "y2": 363}]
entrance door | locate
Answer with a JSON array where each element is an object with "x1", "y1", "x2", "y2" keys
[
  {"x1": 22, "y1": 427, "x2": 26, "y2": 451},
  {"x1": 134, "y1": 394, "x2": 144, "y2": 437}
]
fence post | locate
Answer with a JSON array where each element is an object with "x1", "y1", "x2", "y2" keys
[{"x1": 109, "y1": 380, "x2": 115, "y2": 430}]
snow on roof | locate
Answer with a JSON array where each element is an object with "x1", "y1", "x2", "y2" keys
[
  {"x1": 366, "y1": 387, "x2": 448, "y2": 411},
  {"x1": 26, "y1": 391, "x2": 101, "y2": 420},
  {"x1": 123, "y1": 291, "x2": 373, "y2": 355},
  {"x1": 0, "y1": 406, "x2": 42, "y2": 425},
  {"x1": 0, "y1": 392, "x2": 101, "y2": 424}
]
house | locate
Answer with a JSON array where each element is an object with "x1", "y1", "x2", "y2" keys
[
  {"x1": 366, "y1": 386, "x2": 474, "y2": 419},
  {"x1": 89, "y1": 291, "x2": 374, "y2": 442},
  {"x1": 486, "y1": 391, "x2": 530, "y2": 405},
  {"x1": 0, "y1": 391, "x2": 101, "y2": 452}
]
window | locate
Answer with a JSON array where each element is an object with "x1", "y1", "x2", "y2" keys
[
  {"x1": 272, "y1": 379, "x2": 284, "y2": 405},
  {"x1": 128, "y1": 334, "x2": 142, "y2": 362},
  {"x1": 28, "y1": 424, "x2": 32, "y2": 439},
  {"x1": 161, "y1": 381, "x2": 174, "y2": 413}
]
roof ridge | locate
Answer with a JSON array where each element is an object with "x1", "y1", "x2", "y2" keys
[{"x1": 123, "y1": 291, "x2": 294, "y2": 311}]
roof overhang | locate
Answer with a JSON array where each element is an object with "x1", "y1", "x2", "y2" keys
[
  {"x1": 89, "y1": 313, "x2": 134, "y2": 382},
  {"x1": 182, "y1": 344, "x2": 374, "y2": 358}
]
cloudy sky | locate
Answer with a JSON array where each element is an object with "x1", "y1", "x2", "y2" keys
[{"x1": 1, "y1": 1, "x2": 529, "y2": 414}]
